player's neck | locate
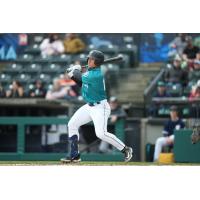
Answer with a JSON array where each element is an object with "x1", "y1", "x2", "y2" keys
[{"x1": 88, "y1": 65, "x2": 99, "y2": 70}]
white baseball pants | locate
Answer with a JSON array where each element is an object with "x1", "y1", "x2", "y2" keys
[
  {"x1": 153, "y1": 135, "x2": 174, "y2": 161},
  {"x1": 68, "y1": 100, "x2": 125, "y2": 151}
]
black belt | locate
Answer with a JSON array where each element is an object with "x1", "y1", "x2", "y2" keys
[{"x1": 88, "y1": 102, "x2": 100, "y2": 106}]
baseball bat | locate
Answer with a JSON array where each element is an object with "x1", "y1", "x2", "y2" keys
[
  {"x1": 103, "y1": 55, "x2": 123, "y2": 64},
  {"x1": 67, "y1": 55, "x2": 123, "y2": 73}
]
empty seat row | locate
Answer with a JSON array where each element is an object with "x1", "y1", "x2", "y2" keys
[
  {"x1": 3, "y1": 63, "x2": 66, "y2": 75},
  {"x1": 15, "y1": 52, "x2": 131, "y2": 67},
  {"x1": 0, "y1": 72, "x2": 62, "y2": 86}
]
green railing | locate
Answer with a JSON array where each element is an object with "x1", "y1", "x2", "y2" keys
[{"x1": 0, "y1": 117, "x2": 125, "y2": 161}]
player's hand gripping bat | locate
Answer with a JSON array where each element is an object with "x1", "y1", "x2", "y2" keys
[{"x1": 67, "y1": 55, "x2": 123, "y2": 87}]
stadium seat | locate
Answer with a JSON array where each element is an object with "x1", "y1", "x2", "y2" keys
[
  {"x1": 0, "y1": 73, "x2": 12, "y2": 89},
  {"x1": 167, "y1": 84, "x2": 182, "y2": 97},
  {"x1": 33, "y1": 35, "x2": 45, "y2": 44},
  {"x1": 24, "y1": 83, "x2": 35, "y2": 96},
  {"x1": 42, "y1": 63, "x2": 61, "y2": 75},
  {"x1": 34, "y1": 55, "x2": 51, "y2": 63},
  {"x1": 118, "y1": 53, "x2": 130, "y2": 68},
  {"x1": 16, "y1": 73, "x2": 31, "y2": 84},
  {"x1": 182, "y1": 107, "x2": 190, "y2": 116},
  {"x1": 37, "y1": 74, "x2": 51, "y2": 84},
  {"x1": 51, "y1": 54, "x2": 71, "y2": 64},
  {"x1": 0, "y1": 74, "x2": 12, "y2": 85},
  {"x1": 3, "y1": 63, "x2": 23, "y2": 74},
  {"x1": 98, "y1": 45, "x2": 118, "y2": 54},
  {"x1": 47, "y1": 84, "x2": 53, "y2": 91},
  {"x1": 106, "y1": 64, "x2": 119, "y2": 71},
  {"x1": 23, "y1": 63, "x2": 42, "y2": 75},
  {"x1": 157, "y1": 107, "x2": 170, "y2": 117},
  {"x1": 72, "y1": 53, "x2": 87, "y2": 65},
  {"x1": 3, "y1": 83, "x2": 12, "y2": 91},
  {"x1": 182, "y1": 85, "x2": 192, "y2": 97},
  {"x1": 16, "y1": 54, "x2": 34, "y2": 63},
  {"x1": 24, "y1": 44, "x2": 41, "y2": 55}
]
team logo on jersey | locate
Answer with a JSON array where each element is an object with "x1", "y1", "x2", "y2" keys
[
  {"x1": 83, "y1": 72, "x2": 89, "y2": 77},
  {"x1": 83, "y1": 83, "x2": 88, "y2": 88}
]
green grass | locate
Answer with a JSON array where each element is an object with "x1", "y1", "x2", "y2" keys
[{"x1": 0, "y1": 161, "x2": 199, "y2": 166}]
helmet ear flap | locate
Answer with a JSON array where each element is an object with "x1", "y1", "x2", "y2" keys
[{"x1": 94, "y1": 59, "x2": 100, "y2": 66}]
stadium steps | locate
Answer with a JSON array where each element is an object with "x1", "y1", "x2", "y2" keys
[{"x1": 110, "y1": 66, "x2": 160, "y2": 104}]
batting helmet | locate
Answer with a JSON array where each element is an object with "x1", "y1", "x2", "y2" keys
[{"x1": 87, "y1": 50, "x2": 104, "y2": 66}]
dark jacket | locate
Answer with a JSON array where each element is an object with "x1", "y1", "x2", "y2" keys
[
  {"x1": 163, "y1": 118, "x2": 185, "y2": 137},
  {"x1": 164, "y1": 65, "x2": 188, "y2": 85}
]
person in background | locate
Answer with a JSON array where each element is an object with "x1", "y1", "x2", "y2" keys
[
  {"x1": 164, "y1": 54, "x2": 188, "y2": 87},
  {"x1": 6, "y1": 80, "x2": 24, "y2": 98},
  {"x1": 98, "y1": 96, "x2": 126, "y2": 153},
  {"x1": 168, "y1": 33, "x2": 187, "y2": 57},
  {"x1": 188, "y1": 60, "x2": 200, "y2": 85},
  {"x1": 59, "y1": 72, "x2": 79, "y2": 97},
  {"x1": 149, "y1": 81, "x2": 171, "y2": 117},
  {"x1": 59, "y1": 72, "x2": 76, "y2": 87},
  {"x1": 189, "y1": 85, "x2": 200, "y2": 100},
  {"x1": 189, "y1": 80, "x2": 200, "y2": 117},
  {"x1": 0, "y1": 83, "x2": 6, "y2": 98},
  {"x1": 40, "y1": 33, "x2": 64, "y2": 56},
  {"x1": 189, "y1": 80, "x2": 200, "y2": 101},
  {"x1": 154, "y1": 81, "x2": 171, "y2": 98},
  {"x1": 183, "y1": 36, "x2": 199, "y2": 69},
  {"x1": 29, "y1": 80, "x2": 46, "y2": 98},
  {"x1": 153, "y1": 106, "x2": 185, "y2": 162},
  {"x1": 45, "y1": 78, "x2": 69, "y2": 100},
  {"x1": 63, "y1": 33, "x2": 85, "y2": 54}
]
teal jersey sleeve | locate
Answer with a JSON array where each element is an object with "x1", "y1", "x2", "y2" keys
[{"x1": 81, "y1": 68, "x2": 107, "y2": 103}]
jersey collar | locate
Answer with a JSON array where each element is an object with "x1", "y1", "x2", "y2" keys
[{"x1": 88, "y1": 66, "x2": 100, "y2": 71}]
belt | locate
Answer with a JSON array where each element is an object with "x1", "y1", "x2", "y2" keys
[{"x1": 88, "y1": 102, "x2": 100, "y2": 106}]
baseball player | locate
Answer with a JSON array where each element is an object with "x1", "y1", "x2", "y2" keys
[
  {"x1": 61, "y1": 50, "x2": 133, "y2": 163},
  {"x1": 153, "y1": 105, "x2": 185, "y2": 161}
]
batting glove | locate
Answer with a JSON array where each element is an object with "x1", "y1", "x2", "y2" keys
[
  {"x1": 66, "y1": 66, "x2": 74, "y2": 73},
  {"x1": 68, "y1": 70, "x2": 74, "y2": 78},
  {"x1": 73, "y1": 65, "x2": 82, "y2": 71}
]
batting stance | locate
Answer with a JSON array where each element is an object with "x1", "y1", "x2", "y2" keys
[{"x1": 61, "y1": 50, "x2": 133, "y2": 163}]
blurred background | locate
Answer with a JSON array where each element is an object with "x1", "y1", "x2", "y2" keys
[{"x1": 0, "y1": 33, "x2": 200, "y2": 163}]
